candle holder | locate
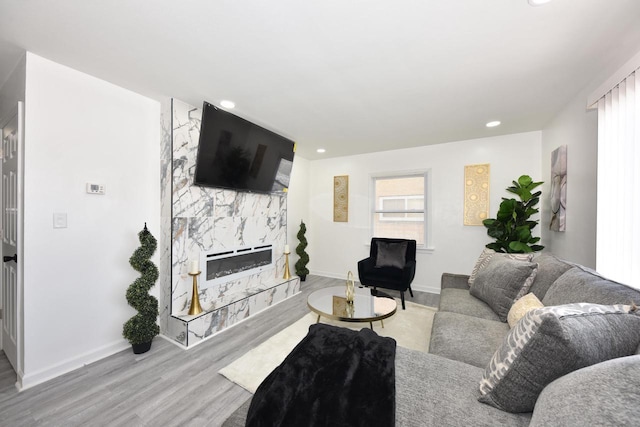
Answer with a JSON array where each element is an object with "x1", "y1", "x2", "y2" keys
[
  {"x1": 188, "y1": 271, "x2": 203, "y2": 316},
  {"x1": 283, "y1": 251, "x2": 291, "y2": 280}
]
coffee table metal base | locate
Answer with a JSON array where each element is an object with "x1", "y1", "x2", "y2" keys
[{"x1": 307, "y1": 286, "x2": 397, "y2": 331}]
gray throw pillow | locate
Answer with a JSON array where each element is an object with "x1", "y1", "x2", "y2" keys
[
  {"x1": 479, "y1": 303, "x2": 640, "y2": 413},
  {"x1": 375, "y1": 241, "x2": 407, "y2": 269},
  {"x1": 469, "y1": 257, "x2": 538, "y2": 322}
]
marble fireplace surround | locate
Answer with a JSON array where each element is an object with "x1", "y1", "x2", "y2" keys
[{"x1": 159, "y1": 99, "x2": 300, "y2": 348}]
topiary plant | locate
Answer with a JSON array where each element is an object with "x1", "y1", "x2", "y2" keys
[
  {"x1": 482, "y1": 175, "x2": 545, "y2": 253},
  {"x1": 295, "y1": 220, "x2": 310, "y2": 281},
  {"x1": 123, "y1": 223, "x2": 160, "y2": 353}
]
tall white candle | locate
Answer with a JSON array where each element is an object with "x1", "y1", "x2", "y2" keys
[
  {"x1": 284, "y1": 244, "x2": 290, "y2": 254},
  {"x1": 189, "y1": 260, "x2": 199, "y2": 274}
]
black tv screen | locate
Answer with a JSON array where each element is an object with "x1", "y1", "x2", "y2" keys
[{"x1": 194, "y1": 102, "x2": 295, "y2": 193}]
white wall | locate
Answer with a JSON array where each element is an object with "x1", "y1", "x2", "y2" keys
[
  {"x1": 286, "y1": 155, "x2": 311, "y2": 271},
  {"x1": 0, "y1": 54, "x2": 25, "y2": 126},
  {"x1": 21, "y1": 53, "x2": 160, "y2": 389},
  {"x1": 307, "y1": 131, "x2": 542, "y2": 293},
  {"x1": 540, "y1": 88, "x2": 598, "y2": 267}
]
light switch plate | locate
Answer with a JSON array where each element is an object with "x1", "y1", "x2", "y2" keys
[{"x1": 53, "y1": 212, "x2": 67, "y2": 229}]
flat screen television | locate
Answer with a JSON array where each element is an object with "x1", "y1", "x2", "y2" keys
[{"x1": 194, "y1": 101, "x2": 295, "y2": 193}]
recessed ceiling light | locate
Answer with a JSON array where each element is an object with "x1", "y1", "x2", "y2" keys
[
  {"x1": 528, "y1": 0, "x2": 551, "y2": 6},
  {"x1": 220, "y1": 100, "x2": 235, "y2": 109},
  {"x1": 486, "y1": 121, "x2": 501, "y2": 128},
  {"x1": 317, "y1": 148, "x2": 326, "y2": 153}
]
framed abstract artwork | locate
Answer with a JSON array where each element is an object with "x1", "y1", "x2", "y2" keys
[
  {"x1": 464, "y1": 164, "x2": 490, "y2": 226},
  {"x1": 333, "y1": 175, "x2": 349, "y2": 222},
  {"x1": 550, "y1": 145, "x2": 567, "y2": 231}
]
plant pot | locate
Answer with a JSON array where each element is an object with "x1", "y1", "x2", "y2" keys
[
  {"x1": 132, "y1": 341, "x2": 152, "y2": 354},
  {"x1": 299, "y1": 275, "x2": 307, "y2": 282}
]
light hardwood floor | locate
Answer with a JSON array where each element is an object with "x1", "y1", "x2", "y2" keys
[{"x1": 0, "y1": 276, "x2": 438, "y2": 426}]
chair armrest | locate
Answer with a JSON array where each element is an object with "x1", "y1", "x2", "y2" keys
[
  {"x1": 402, "y1": 259, "x2": 417, "y2": 283},
  {"x1": 357, "y1": 257, "x2": 376, "y2": 276},
  {"x1": 441, "y1": 273, "x2": 470, "y2": 290}
]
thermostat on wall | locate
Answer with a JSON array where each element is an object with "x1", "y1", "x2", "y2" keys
[{"x1": 86, "y1": 183, "x2": 105, "y2": 195}]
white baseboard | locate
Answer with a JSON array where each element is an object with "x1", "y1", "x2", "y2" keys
[
  {"x1": 310, "y1": 270, "x2": 440, "y2": 295},
  {"x1": 17, "y1": 340, "x2": 130, "y2": 392}
]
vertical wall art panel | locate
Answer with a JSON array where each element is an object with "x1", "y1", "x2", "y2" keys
[
  {"x1": 333, "y1": 175, "x2": 349, "y2": 222},
  {"x1": 550, "y1": 145, "x2": 567, "y2": 231},
  {"x1": 464, "y1": 164, "x2": 490, "y2": 226}
]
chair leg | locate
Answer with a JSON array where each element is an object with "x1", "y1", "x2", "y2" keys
[
  {"x1": 408, "y1": 286, "x2": 414, "y2": 298},
  {"x1": 400, "y1": 291, "x2": 406, "y2": 310}
]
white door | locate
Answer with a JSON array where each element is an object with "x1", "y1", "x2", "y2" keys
[{"x1": 1, "y1": 104, "x2": 23, "y2": 373}]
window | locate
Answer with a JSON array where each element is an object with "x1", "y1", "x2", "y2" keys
[
  {"x1": 379, "y1": 196, "x2": 424, "y2": 221},
  {"x1": 595, "y1": 69, "x2": 640, "y2": 288},
  {"x1": 372, "y1": 174, "x2": 427, "y2": 246}
]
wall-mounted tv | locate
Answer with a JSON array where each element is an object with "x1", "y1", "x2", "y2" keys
[{"x1": 194, "y1": 101, "x2": 295, "y2": 193}]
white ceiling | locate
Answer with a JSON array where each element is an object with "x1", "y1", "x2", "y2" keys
[{"x1": 1, "y1": 0, "x2": 640, "y2": 160}]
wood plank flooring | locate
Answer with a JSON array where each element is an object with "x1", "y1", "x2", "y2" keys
[{"x1": 0, "y1": 276, "x2": 438, "y2": 426}]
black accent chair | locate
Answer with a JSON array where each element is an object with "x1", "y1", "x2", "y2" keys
[{"x1": 357, "y1": 238, "x2": 417, "y2": 309}]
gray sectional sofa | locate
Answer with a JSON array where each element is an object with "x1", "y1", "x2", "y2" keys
[{"x1": 224, "y1": 252, "x2": 640, "y2": 426}]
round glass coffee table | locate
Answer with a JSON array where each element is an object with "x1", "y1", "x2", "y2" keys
[{"x1": 307, "y1": 286, "x2": 397, "y2": 330}]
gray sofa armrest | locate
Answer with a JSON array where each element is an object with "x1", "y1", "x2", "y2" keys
[{"x1": 441, "y1": 272, "x2": 470, "y2": 290}]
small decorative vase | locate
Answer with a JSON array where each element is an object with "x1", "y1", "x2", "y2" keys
[{"x1": 345, "y1": 271, "x2": 355, "y2": 304}]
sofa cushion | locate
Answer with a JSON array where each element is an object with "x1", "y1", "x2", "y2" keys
[
  {"x1": 468, "y1": 248, "x2": 495, "y2": 286},
  {"x1": 470, "y1": 257, "x2": 538, "y2": 322},
  {"x1": 468, "y1": 248, "x2": 533, "y2": 287},
  {"x1": 396, "y1": 348, "x2": 531, "y2": 427},
  {"x1": 438, "y1": 288, "x2": 501, "y2": 321},
  {"x1": 375, "y1": 240, "x2": 408, "y2": 269},
  {"x1": 528, "y1": 253, "x2": 574, "y2": 299},
  {"x1": 529, "y1": 355, "x2": 640, "y2": 427},
  {"x1": 542, "y1": 265, "x2": 640, "y2": 306},
  {"x1": 479, "y1": 303, "x2": 640, "y2": 413},
  {"x1": 507, "y1": 293, "x2": 544, "y2": 328},
  {"x1": 429, "y1": 311, "x2": 509, "y2": 368},
  {"x1": 224, "y1": 348, "x2": 533, "y2": 427}
]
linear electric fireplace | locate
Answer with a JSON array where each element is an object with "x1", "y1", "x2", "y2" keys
[{"x1": 202, "y1": 244, "x2": 274, "y2": 286}]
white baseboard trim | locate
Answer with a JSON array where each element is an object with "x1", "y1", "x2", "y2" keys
[
  {"x1": 17, "y1": 340, "x2": 130, "y2": 392},
  {"x1": 411, "y1": 283, "x2": 441, "y2": 295},
  {"x1": 309, "y1": 270, "x2": 441, "y2": 295}
]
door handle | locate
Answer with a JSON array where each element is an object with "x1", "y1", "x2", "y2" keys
[{"x1": 3, "y1": 254, "x2": 17, "y2": 263}]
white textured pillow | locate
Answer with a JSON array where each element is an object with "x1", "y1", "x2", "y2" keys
[{"x1": 507, "y1": 293, "x2": 544, "y2": 328}]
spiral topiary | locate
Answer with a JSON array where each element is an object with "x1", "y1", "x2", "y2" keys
[
  {"x1": 295, "y1": 220, "x2": 310, "y2": 280},
  {"x1": 123, "y1": 223, "x2": 160, "y2": 351}
]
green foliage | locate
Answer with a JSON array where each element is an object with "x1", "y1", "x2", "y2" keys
[
  {"x1": 123, "y1": 224, "x2": 160, "y2": 345},
  {"x1": 295, "y1": 220, "x2": 310, "y2": 277},
  {"x1": 482, "y1": 175, "x2": 545, "y2": 253}
]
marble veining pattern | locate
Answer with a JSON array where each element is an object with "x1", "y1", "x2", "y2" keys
[{"x1": 160, "y1": 99, "x2": 298, "y2": 347}]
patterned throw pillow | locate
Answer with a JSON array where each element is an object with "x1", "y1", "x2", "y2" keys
[
  {"x1": 507, "y1": 293, "x2": 544, "y2": 328},
  {"x1": 479, "y1": 303, "x2": 640, "y2": 413},
  {"x1": 469, "y1": 257, "x2": 538, "y2": 322},
  {"x1": 468, "y1": 248, "x2": 533, "y2": 287},
  {"x1": 468, "y1": 248, "x2": 495, "y2": 287}
]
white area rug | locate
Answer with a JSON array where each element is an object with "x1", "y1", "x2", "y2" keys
[{"x1": 219, "y1": 301, "x2": 437, "y2": 393}]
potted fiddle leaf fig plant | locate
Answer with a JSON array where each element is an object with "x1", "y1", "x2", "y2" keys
[
  {"x1": 123, "y1": 223, "x2": 160, "y2": 354},
  {"x1": 482, "y1": 175, "x2": 545, "y2": 253},
  {"x1": 295, "y1": 220, "x2": 310, "y2": 281}
]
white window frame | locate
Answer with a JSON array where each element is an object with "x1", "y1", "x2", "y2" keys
[
  {"x1": 378, "y1": 195, "x2": 425, "y2": 222},
  {"x1": 369, "y1": 170, "x2": 433, "y2": 251}
]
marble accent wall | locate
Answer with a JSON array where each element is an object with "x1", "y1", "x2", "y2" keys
[{"x1": 160, "y1": 99, "x2": 297, "y2": 347}]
